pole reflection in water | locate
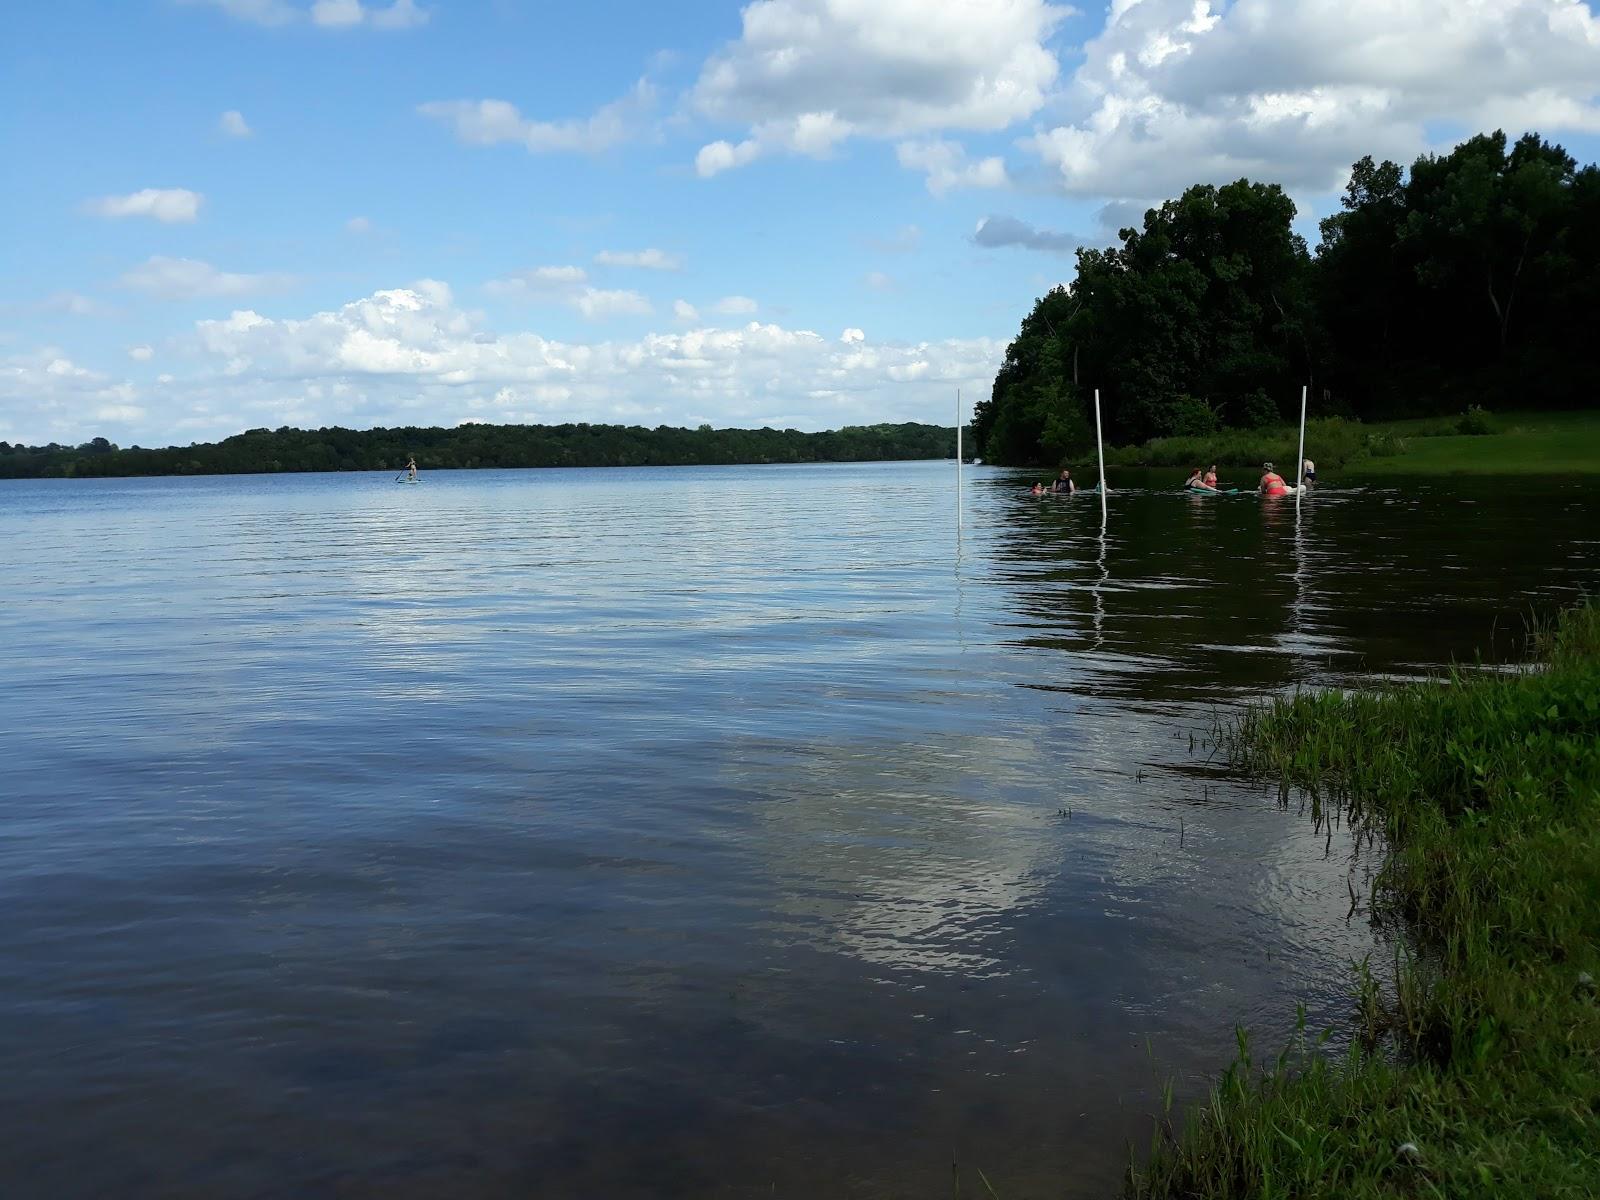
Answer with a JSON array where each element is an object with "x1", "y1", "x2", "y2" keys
[{"x1": 1092, "y1": 508, "x2": 1109, "y2": 652}]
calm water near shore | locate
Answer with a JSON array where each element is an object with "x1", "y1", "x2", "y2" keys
[{"x1": 2, "y1": 461, "x2": 1595, "y2": 1199}]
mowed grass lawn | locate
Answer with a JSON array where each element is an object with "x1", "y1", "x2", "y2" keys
[{"x1": 1349, "y1": 409, "x2": 1600, "y2": 476}]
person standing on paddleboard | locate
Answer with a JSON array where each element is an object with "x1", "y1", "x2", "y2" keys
[
  {"x1": 406, "y1": 456, "x2": 418, "y2": 481},
  {"x1": 1258, "y1": 462, "x2": 1290, "y2": 497}
]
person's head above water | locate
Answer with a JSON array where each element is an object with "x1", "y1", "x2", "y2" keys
[{"x1": 1058, "y1": 469, "x2": 1070, "y2": 477}]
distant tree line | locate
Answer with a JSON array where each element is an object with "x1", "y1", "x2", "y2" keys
[
  {"x1": 974, "y1": 129, "x2": 1600, "y2": 465},
  {"x1": 0, "y1": 421, "x2": 962, "y2": 479}
]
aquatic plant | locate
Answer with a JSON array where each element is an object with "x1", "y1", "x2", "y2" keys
[{"x1": 1128, "y1": 601, "x2": 1600, "y2": 1198}]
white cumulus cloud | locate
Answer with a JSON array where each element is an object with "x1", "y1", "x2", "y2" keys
[
  {"x1": 419, "y1": 80, "x2": 655, "y2": 154},
  {"x1": 0, "y1": 349, "x2": 145, "y2": 445},
  {"x1": 674, "y1": 299, "x2": 700, "y2": 321},
  {"x1": 311, "y1": 0, "x2": 428, "y2": 29},
  {"x1": 690, "y1": 0, "x2": 1065, "y2": 174},
  {"x1": 485, "y1": 269, "x2": 652, "y2": 321},
  {"x1": 595, "y1": 248, "x2": 684, "y2": 270},
  {"x1": 346, "y1": 215, "x2": 373, "y2": 234},
  {"x1": 696, "y1": 138, "x2": 763, "y2": 178},
  {"x1": 1027, "y1": 0, "x2": 1600, "y2": 200},
  {"x1": 42, "y1": 291, "x2": 105, "y2": 316},
  {"x1": 712, "y1": 296, "x2": 758, "y2": 315},
  {"x1": 573, "y1": 288, "x2": 653, "y2": 320},
  {"x1": 895, "y1": 140, "x2": 1009, "y2": 195},
  {"x1": 182, "y1": 0, "x2": 298, "y2": 25},
  {"x1": 128, "y1": 345, "x2": 155, "y2": 361},
  {"x1": 185, "y1": 0, "x2": 427, "y2": 28},
  {"x1": 119, "y1": 257, "x2": 297, "y2": 301},
  {"x1": 84, "y1": 188, "x2": 204, "y2": 223},
  {"x1": 484, "y1": 265, "x2": 590, "y2": 300},
  {"x1": 4, "y1": 283, "x2": 1006, "y2": 444},
  {"x1": 219, "y1": 109, "x2": 252, "y2": 137}
]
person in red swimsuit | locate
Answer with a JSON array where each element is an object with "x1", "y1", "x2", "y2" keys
[{"x1": 1258, "y1": 461, "x2": 1290, "y2": 497}]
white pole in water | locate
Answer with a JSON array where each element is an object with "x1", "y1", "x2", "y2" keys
[
  {"x1": 955, "y1": 387, "x2": 963, "y2": 531},
  {"x1": 1094, "y1": 387, "x2": 1108, "y2": 522},
  {"x1": 1295, "y1": 383, "x2": 1308, "y2": 509}
]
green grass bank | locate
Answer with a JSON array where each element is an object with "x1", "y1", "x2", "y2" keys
[
  {"x1": 1127, "y1": 602, "x2": 1600, "y2": 1198},
  {"x1": 1098, "y1": 409, "x2": 1600, "y2": 478}
]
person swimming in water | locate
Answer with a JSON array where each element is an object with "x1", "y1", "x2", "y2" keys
[
  {"x1": 1051, "y1": 468, "x2": 1075, "y2": 494},
  {"x1": 1184, "y1": 467, "x2": 1215, "y2": 491},
  {"x1": 1203, "y1": 464, "x2": 1219, "y2": 488},
  {"x1": 1258, "y1": 461, "x2": 1290, "y2": 497},
  {"x1": 1030, "y1": 482, "x2": 1045, "y2": 497},
  {"x1": 1302, "y1": 457, "x2": 1316, "y2": 485}
]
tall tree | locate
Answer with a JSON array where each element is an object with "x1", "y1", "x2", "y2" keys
[
  {"x1": 1316, "y1": 155, "x2": 1410, "y2": 413},
  {"x1": 1403, "y1": 131, "x2": 1577, "y2": 361},
  {"x1": 978, "y1": 179, "x2": 1315, "y2": 460},
  {"x1": 979, "y1": 128, "x2": 1599, "y2": 465}
]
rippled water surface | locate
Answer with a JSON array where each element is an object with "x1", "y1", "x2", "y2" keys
[{"x1": 2, "y1": 462, "x2": 1596, "y2": 1198}]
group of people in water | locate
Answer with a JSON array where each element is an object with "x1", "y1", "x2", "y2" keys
[
  {"x1": 1028, "y1": 469, "x2": 1079, "y2": 497},
  {"x1": 1026, "y1": 459, "x2": 1316, "y2": 498},
  {"x1": 1183, "y1": 458, "x2": 1315, "y2": 496}
]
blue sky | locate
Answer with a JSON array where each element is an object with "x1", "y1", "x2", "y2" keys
[{"x1": 4, "y1": 0, "x2": 1600, "y2": 447}]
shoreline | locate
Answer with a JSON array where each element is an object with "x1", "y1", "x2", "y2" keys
[
  {"x1": 1072, "y1": 409, "x2": 1600, "y2": 478},
  {"x1": 1128, "y1": 601, "x2": 1600, "y2": 1197}
]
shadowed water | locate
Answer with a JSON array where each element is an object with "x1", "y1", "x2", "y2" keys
[{"x1": 1, "y1": 462, "x2": 1595, "y2": 1198}]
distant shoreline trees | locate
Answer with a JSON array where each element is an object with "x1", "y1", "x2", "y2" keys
[
  {"x1": 0, "y1": 421, "x2": 963, "y2": 480},
  {"x1": 974, "y1": 130, "x2": 1600, "y2": 466}
]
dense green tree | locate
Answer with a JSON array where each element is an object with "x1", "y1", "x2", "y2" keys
[
  {"x1": 0, "y1": 421, "x2": 965, "y2": 480},
  {"x1": 973, "y1": 285, "x2": 1091, "y2": 466},
  {"x1": 1404, "y1": 132, "x2": 1575, "y2": 358},
  {"x1": 977, "y1": 179, "x2": 1315, "y2": 460},
  {"x1": 978, "y1": 129, "x2": 1599, "y2": 464},
  {"x1": 1315, "y1": 155, "x2": 1410, "y2": 412}
]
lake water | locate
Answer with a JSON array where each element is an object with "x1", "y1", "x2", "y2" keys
[{"x1": 2, "y1": 462, "x2": 1595, "y2": 1199}]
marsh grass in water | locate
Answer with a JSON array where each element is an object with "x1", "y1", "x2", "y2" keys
[{"x1": 1127, "y1": 602, "x2": 1600, "y2": 1198}]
